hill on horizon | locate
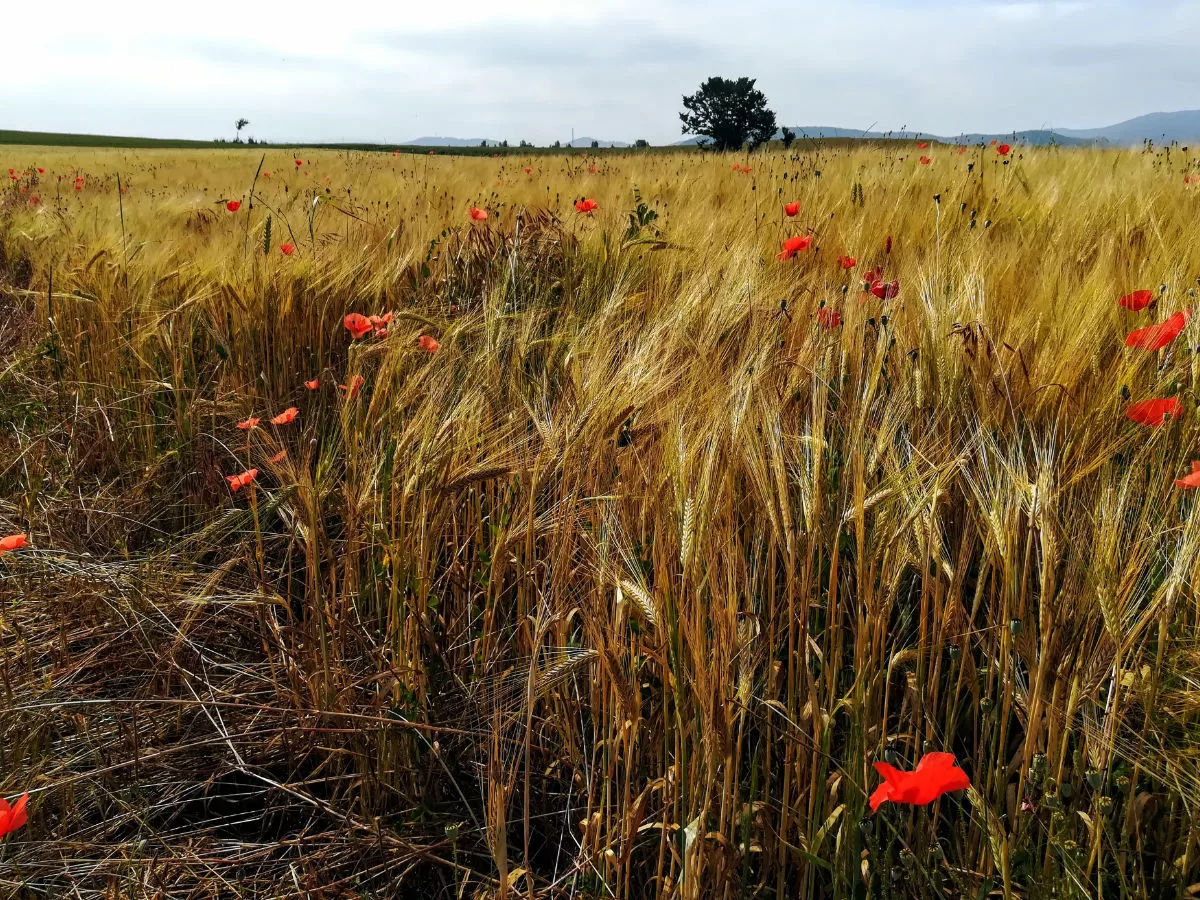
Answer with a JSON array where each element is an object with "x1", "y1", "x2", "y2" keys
[
  {"x1": 6, "y1": 109, "x2": 1200, "y2": 153},
  {"x1": 675, "y1": 110, "x2": 1200, "y2": 147}
]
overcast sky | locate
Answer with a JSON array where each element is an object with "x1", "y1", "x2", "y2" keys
[{"x1": 6, "y1": 0, "x2": 1198, "y2": 145}]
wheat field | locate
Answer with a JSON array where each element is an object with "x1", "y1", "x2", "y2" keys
[{"x1": 2, "y1": 142, "x2": 1200, "y2": 898}]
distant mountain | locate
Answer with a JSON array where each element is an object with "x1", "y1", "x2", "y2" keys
[
  {"x1": 1056, "y1": 110, "x2": 1200, "y2": 145},
  {"x1": 568, "y1": 137, "x2": 630, "y2": 148},
  {"x1": 678, "y1": 110, "x2": 1200, "y2": 148},
  {"x1": 678, "y1": 127, "x2": 1088, "y2": 147},
  {"x1": 405, "y1": 136, "x2": 503, "y2": 147}
]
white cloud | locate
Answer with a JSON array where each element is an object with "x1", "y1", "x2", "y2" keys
[{"x1": 5, "y1": 0, "x2": 1199, "y2": 144}]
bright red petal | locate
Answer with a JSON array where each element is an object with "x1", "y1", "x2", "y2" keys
[
  {"x1": 1126, "y1": 397, "x2": 1183, "y2": 426},
  {"x1": 0, "y1": 533, "x2": 28, "y2": 554},
  {"x1": 7, "y1": 794, "x2": 28, "y2": 834},
  {"x1": 1176, "y1": 461, "x2": 1200, "y2": 489},
  {"x1": 1124, "y1": 309, "x2": 1190, "y2": 351},
  {"x1": 1119, "y1": 290, "x2": 1154, "y2": 311},
  {"x1": 868, "y1": 781, "x2": 893, "y2": 813}
]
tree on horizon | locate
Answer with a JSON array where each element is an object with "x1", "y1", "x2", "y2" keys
[{"x1": 680, "y1": 77, "x2": 777, "y2": 152}]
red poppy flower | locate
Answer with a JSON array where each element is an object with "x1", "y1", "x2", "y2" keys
[
  {"x1": 919, "y1": 156, "x2": 932, "y2": 166},
  {"x1": 524, "y1": 167, "x2": 532, "y2": 174},
  {"x1": 0, "y1": 534, "x2": 28, "y2": 556},
  {"x1": 74, "y1": 178, "x2": 84, "y2": 190},
  {"x1": 777, "y1": 234, "x2": 813, "y2": 260},
  {"x1": 304, "y1": 378, "x2": 319, "y2": 391},
  {"x1": 870, "y1": 279, "x2": 900, "y2": 300},
  {"x1": 262, "y1": 171, "x2": 271, "y2": 178},
  {"x1": 469, "y1": 206, "x2": 488, "y2": 221},
  {"x1": 280, "y1": 243, "x2": 295, "y2": 256},
  {"x1": 295, "y1": 159, "x2": 303, "y2": 167},
  {"x1": 731, "y1": 163, "x2": 742, "y2": 172},
  {"x1": 225, "y1": 468, "x2": 258, "y2": 493},
  {"x1": 816, "y1": 307, "x2": 842, "y2": 329},
  {"x1": 1125, "y1": 397, "x2": 1183, "y2": 426},
  {"x1": 862, "y1": 267, "x2": 881, "y2": 285},
  {"x1": 917, "y1": 141, "x2": 929, "y2": 149},
  {"x1": 1119, "y1": 290, "x2": 1155, "y2": 311},
  {"x1": 588, "y1": 164, "x2": 598, "y2": 173},
  {"x1": 339, "y1": 375, "x2": 365, "y2": 397},
  {"x1": 1124, "y1": 309, "x2": 1191, "y2": 351},
  {"x1": 575, "y1": 198, "x2": 598, "y2": 213},
  {"x1": 997, "y1": 144, "x2": 1011, "y2": 156},
  {"x1": 1176, "y1": 461, "x2": 1200, "y2": 489},
  {"x1": 226, "y1": 200, "x2": 241, "y2": 212},
  {"x1": 271, "y1": 407, "x2": 299, "y2": 426},
  {"x1": 957, "y1": 146, "x2": 966, "y2": 155},
  {"x1": 344, "y1": 313, "x2": 373, "y2": 340},
  {"x1": 369, "y1": 314, "x2": 392, "y2": 338},
  {"x1": 419, "y1": 335, "x2": 440, "y2": 353},
  {"x1": 784, "y1": 201, "x2": 800, "y2": 217},
  {"x1": 870, "y1": 752, "x2": 970, "y2": 812},
  {"x1": 29, "y1": 196, "x2": 40, "y2": 206},
  {"x1": 237, "y1": 417, "x2": 260, "y2": 431},
  {"x1": 837, "y1": 255, "x2": 857, "y2": 269},
  {"x1": 268, "y1": 450, "x2": 288, "y2": 464},
  {"x1": 741, "y1": 166, "x2": 752, "y2": 174},
  {"x1": 989, "y1": 139, "x2": 998, "y2": 146},
  {"x1": 0, "y1": 793, "x2": 29, "y2": 838}
]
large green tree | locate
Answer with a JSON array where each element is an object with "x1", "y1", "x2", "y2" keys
[{"x1": 679, "y1": 76, "x2": 777, "y2": 152}]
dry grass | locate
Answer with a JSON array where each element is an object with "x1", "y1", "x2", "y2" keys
[{"x1": 2, "y1": 141, "x2": 1200, "y2": 898}]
